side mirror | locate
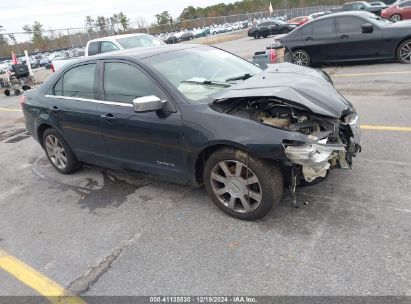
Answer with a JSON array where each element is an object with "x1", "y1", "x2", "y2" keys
[
  {"x1": 132, "y1": 95, "x2": 166, "y2": 112},
  {"x1": 361, "y1": 23, "x2": 374, "y2": 33}
]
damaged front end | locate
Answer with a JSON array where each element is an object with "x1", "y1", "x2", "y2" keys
[{"x1": 211, "y1": 96, "x2": 361, "y2": 184}]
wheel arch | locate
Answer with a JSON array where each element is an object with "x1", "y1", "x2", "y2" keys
[
  {"x1": 194, "y1": 142, "x2": 250, "y2": 184},
  {"x1": 37, "y1": 123, "x2": 55, "y2": 148}
]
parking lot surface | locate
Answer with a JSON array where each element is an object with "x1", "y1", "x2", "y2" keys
[{"x1": 0, "y1": 37, "x2": 410, "y2": 298}]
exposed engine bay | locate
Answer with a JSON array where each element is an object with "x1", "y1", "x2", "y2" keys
[{"x1": 212, "y1": 97, "x2": 361, "y2": 184}]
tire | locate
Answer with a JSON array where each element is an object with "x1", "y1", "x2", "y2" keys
[
  {"x1": 263, "y1": 35, "x2": 268, "y2": 38},
  {"x1": 4, "y1": 89, "x2": 10, "y2": 96},
  {"x1": 390, "y1": 14, "x2": 401, "y2": 22},
  {"x1": 253, "y1": 31, "x2": 261, "y2": 39},
  {"x1": 14, "y1": 89, "x2": 20, "y2": 96},
  {"x1": 397, "y1": 39, "x2": 411, "y2": 64},
  {"x1": 203, "y1": 147, "x2": 283, "y2": 221},
  {"x1": 42, "y1": 128, "x2": 81, "y2": 174},
  {"x1": 292, "y1": 49, "x2": 311, "y2": 67}
]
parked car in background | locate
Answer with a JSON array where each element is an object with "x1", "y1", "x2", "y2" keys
[
  {"x1": 309, "y1": 11, "x2": 332, "y2": 18},
  {"x1": 248, "y1": 20, "x2": 298, "y2": 39},
  {"x1": 334, "y1": 1, "x2": 386, "y2": 15},
  {"x1": 21, "y1": 44, "x2": 361, "y2": 220},
  {"x1": 52, "y1": 33, "x2": 164, "y2": 71},
  {"x1": 381, "y1": 0, "x2": 411, "y2": 20},
  {"x1": 369, "y1": 1, "x2": 387, "y2": 6},
  {"x1": 272, "y1": 11, "x2": 411, "y2": 66},
  {"x1": 287, "y1": 16, "x2": 313, "y2": 25}
]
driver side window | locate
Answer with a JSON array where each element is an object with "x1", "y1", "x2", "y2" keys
[{"x1": 103, "y1": 62, "x2": 166, "y2": 104}]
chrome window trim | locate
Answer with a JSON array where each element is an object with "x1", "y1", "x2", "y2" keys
[{"x1": 45, "y1": 94, "x2": 133, "y2": 108}]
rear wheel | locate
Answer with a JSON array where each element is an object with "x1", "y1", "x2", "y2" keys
[
  {"x1": 253, "y1": 31, "x2": 261, "y2": 39},
  {"x1": 42, "y1": 128, "x2": 80, "y2": 174},
  {"x1": 292, "y1": 49, "x2": 311, "y2": 66},
  {"x1": 390, "y1": 14, "x2": 402, "y2": 22},
  {"x1": 397, "y1": 39, "x2": 411, "y2": 64},
  {"x1": 203, "y1": 148, "x2": 283, "y2": 220}
]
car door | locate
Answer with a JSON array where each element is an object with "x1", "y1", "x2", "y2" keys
[
  {"x1": 97, "y1": 61, "x2": 188, "y2": 182},
  {"x1": 45, "y1": 63, "x2": 110, "y2": 164},
  {"x1": 300, "y1": 18, "x2": 339, "y2": 62},
  {"x1": 335, "y1": 16, "x2": 385, "y2": 60},
  {"x1": 268, "y1": 22, "x2": 280, "y2": 35}
]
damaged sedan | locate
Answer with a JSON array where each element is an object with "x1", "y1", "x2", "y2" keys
[{"x1": 21, "y1": 44, "x2": 361, "y2": 220}]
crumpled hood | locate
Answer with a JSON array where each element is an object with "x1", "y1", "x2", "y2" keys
[{"x1": 213, "y1": 63, "x2": 352, "y2": 118}]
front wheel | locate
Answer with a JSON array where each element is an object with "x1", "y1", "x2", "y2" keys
[
  {"x1": 253, "y1": 31, "x2": 261, "y2": 39},
  {"x1": 292, "y1": 49, "x2": 311, "y2": 67},
  {"x1": 42, "y1": 128, "x2": 80, "y2": 174},
  {"x1": 203, "y1": 148, "x2": 283, "y2": 220},
  {"x1": 397, "y1": 39, "x2": 411, "y2": 64}
]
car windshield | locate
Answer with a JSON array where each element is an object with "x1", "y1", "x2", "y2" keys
[
  {"x1": 116, "y1": 35, "x2": 164, "y2": 48},
  {"x1": 144, "y1": 47, "x2": 262, "y2": 102}
]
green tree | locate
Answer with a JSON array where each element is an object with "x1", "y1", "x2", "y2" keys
[
  {"x1": 0, "y1": 25, "x2": 7, "y2": 46},
  {"x1": 118, "y1": 12, "x2": 130, "y2": 31},
  {"x1": 95, "y1": 16, "x2": 107, "y2": 31},
  {"x1": 155, "y1": 11, "x2": 172, "y2": 25},
  {"x1": 32, "y1": 21, "x2": 45, "y2": 44},
  {"x1": 85, "y1": 15, "x2": 94, "y2": 32},
  {"x1": 179, "y1": 6, "x2": 198, "y2": 20}
]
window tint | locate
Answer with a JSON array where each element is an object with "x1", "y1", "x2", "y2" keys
[
  {"x1": 55, "y1": 64, "x2": 96, "y2": 98},
  {"x1": 299, "y1": 23, "x2": 313, "y2": 36},
  {"x1": 100, "y1": 41, "x2": 120, "y2": 53},
  {"x1": 88, "y1": 42, "x2": 99, "y2": 56},
  {"x1": 312, "y1": 18, "x2": 335, "y2": 35},
  {"x1": 337, "y1": 17, "x2": 363, "y2": 33},
  {"x1": 103, "y1": 62, "x2": 166, "y2": 103}
]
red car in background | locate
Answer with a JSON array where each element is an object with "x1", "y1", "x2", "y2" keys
[
  {"x1": 287, "y1": 16, "x2": 312, "y2": 25},
  {"x1": 381, "y1": 0, "x2": 411, "y2": 21}
]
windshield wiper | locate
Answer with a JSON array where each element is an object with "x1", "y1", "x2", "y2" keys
[
  {"x1": 180, "y1": 79, "x2": 231, "y2": 87},
  {"x1": 225, "y1": 73, "x2": 254, "y2": 82}
]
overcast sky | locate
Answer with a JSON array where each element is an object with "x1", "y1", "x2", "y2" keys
[{"x1": 1, "y1": 0, "x2": 235, "y2": 33}]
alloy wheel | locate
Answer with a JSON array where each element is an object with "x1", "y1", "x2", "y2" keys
[
  {"x1": 400, "y1": 41, "x2": 411, "y2": 63},
  {"x1": 210, "y1": 160, "x2": 262, "y2": 213},
  {"x1": 293, "y1": 50, "x2": 309, "y2": 66},
  {"x1": 45, "y1": 135, "x2": 68, "y2": 170},
  {"x1": 390, "y1": 14, "x2": 401, "y2": 22}
]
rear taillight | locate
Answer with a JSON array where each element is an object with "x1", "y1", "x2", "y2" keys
[
  {"x1": 51, "y1": 63, "x2": 55, "y2": 72},
  {"x1": 269, "y1": 49, "x2": 277, "y2": 63}
]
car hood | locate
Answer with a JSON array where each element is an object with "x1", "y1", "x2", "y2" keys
[
  {"x1": 212, "y1": 63, "x2": 352, "y2": 118},
  {"x1": 386, "y1": 19, "x2": 411, "y2": 28}
]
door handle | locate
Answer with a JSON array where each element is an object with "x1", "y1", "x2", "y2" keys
[
  {"x1": 340, "y1": 35, "x2": 349, "y2": 40},
  {"x1": 101, "y1": 113, "x2": 118, "y2": 122},
  {"x1": 305, "y1": 36, "x2": 313, "y2": 41},
  {"x1": 49, "y1": 106, "x2": 60, "y2": 112}
]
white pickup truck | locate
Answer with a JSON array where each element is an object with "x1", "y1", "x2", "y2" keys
[{"x1": 51, "y1": 33, "x2": 164, "y2": 71}]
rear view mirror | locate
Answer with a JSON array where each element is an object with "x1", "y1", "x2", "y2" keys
[
  {"x1": 132, "y1": 95, "x2": 166, "y2": 112},
  {"x1": 361, "y1": 23, "x2": 374, "y2": 33}
]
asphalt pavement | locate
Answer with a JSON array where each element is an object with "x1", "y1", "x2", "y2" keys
[{"x1": 0, "y1": 36, "x2": 410, "y2": 299}]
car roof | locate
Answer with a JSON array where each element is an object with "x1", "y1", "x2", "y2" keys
[
  {"x1": 88, "y1": 33, "x2": 149, "y2": 43},
  {"x1": 315, "y1": 11, "x2": 374, "y2": 20},
  {"x1": 75, "y1": 44, "x2": 206, "y2": 64}
]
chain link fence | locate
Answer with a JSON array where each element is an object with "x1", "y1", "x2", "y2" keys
[{"x1": 0, "y1": 4, "x2": 339, "y2": 58}]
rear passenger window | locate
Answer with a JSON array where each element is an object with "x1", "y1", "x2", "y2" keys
[
  {"x1": 88, "y1": 42, "x2": 99, "y2": 56},
  {"x1": 103, "y1": 62, "x2": 166, "y2": 103},
  {"x1": 312, "y1": 18, "x2": 335, "y2": 35},
  {"x1": 54, "y1": 64, "x2": 96, "y2": 99}
]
